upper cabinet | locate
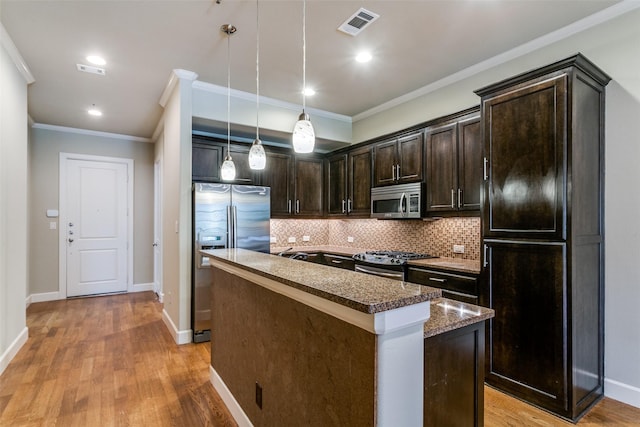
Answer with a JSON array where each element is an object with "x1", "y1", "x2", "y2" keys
[
  {"x1": 425, "y1": 112, "x2": 482, "y2": 213},
  {"x1": 373, "y1": 132, "x2": 423, "y2": 187},
  {"x1": 258, "y1": 149, "x2": 323, "y2": 218},
  {"x1": 326, "y1": 145, "x2": 372, "y2": 217},
  {"x1": 259, "y1": 151, "x2": 293, "y2": 217},
  {"x1": 192, "y1": 136, "x2": 255, "y2": 184}
]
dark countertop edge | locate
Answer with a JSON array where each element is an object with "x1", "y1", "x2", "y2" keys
[
  {"x1": 423, "y1": 298, "x2": 494, "y2": 338},
  {"x1": 207, "y1": 252, "x2": 442, "y2": 315}
]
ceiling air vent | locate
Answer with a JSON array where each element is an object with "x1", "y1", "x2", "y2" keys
[
  {"x1": 76, "y1": 63, "x2": 105, "y2": 76},
  {"x1": 337, "y1": 7, "x2": 380, "y2": 36}
]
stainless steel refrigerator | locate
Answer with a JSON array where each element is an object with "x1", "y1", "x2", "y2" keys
[{"x1": 192, "y1": 183, "x2": 270, "y2": 342}]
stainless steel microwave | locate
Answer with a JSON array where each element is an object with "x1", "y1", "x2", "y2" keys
[{"x1": 371, "y1": 183, "x2": 422, "y2": 219}]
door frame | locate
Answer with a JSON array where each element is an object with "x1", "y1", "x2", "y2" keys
[
  {"x1": 153, "y1": 158, "x2": 163, "y2": 302},
  {"x1": 58, "y1": 152, "x2": 134, "y2": 298}
]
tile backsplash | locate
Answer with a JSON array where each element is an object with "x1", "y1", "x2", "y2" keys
[{"x1": 270, "y1": 217, "x2": 481, "y2": 260}]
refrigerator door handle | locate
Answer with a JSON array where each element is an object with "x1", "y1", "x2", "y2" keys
[
  {"x1": 227, "y1": 205, "x2": 234, "y2": 248},
  {"x1": 232, "y1": 206, "x2": 238, "y2": 247}
]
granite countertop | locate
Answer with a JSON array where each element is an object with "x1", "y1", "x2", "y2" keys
[
  {"x1": 270, "y1": 245, "x2": 362, "y2": 257},
  {"x1": 424, "y1": 298, "x2": 494, "y2": 338},
  {"x1": 270, "y1": 245, "x2": 481, "y2": 275},
  {"x1": 407, "y1": 257, "x2": 481, "y2": 275},
  {"x1": 203, "y1": 248, "x2": 442, "y2": 314}
]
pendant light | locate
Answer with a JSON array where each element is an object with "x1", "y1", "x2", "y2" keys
[
  {"x1": 220, "y1": 24, "x2": 236, "y2": 181},
  {"x1": 292, "y1": 0, "x2": 315, "y2": 153},
  {"x1": 248, "y1": 0, "x2": 266, "y2": 170}
]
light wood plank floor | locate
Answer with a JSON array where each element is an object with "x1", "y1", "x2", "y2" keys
[{"x1": 1, "y1": 292, "x2": 638, "y2": 426}]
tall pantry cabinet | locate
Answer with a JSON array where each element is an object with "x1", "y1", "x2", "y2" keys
[{"x1": 475, "y1": 54, "x2": 610, "y2": 421}]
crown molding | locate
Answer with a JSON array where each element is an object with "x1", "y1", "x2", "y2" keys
[
  {"x1": 31, "y1": 123, "x2": 152, "y2": 143},
  {"x1": 1, "y1": 23, "x2": 35, "y2": 84},
  {"x1": 158, "y1": 69, "x2": 199, "y2": 108}
]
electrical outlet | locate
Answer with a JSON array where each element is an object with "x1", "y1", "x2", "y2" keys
[
  {"x1": 347, "y1": 236, "x2": 354, "y2": 243},
  {"x1": 49, "y1": 222, "x2": 57, "y2": 230},
  {"x1": 302, "y1": 235, "x2": 310, "y2": 242},
  {"x1": 255, "y1": 382, "x2": 263, "y2": 409},
  {"x1": 453, "y1": 244, "x2": 465, "y2": 254},
  {"x1": 288, "y1": 236, "x2": 296, "y2": 243},
  {"x1": 270, "y1": 236, "x2": 276, "y2": 243}
]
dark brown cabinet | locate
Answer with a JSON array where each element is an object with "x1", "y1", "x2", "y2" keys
[
  {"x1": 192, "y1": 136, "x2": 255, "y2": 184},
  {"x1": 373, "y1": 132, "x2": 423, "y2": 187},
  {"x1": 424, "y1": 321, "x2": 485, "y2": 427},
  {"x1": 294, "y1": 156, "x2": 324, "y2": 217},
  {"x1": 476, "y1": 54, "x2": 610, "y2": 421},
  {"x1": 407, "y1": 266, "x2": 479, "y2": 305},
  {"x1": 326, "y1": 146, "x2": 372, "y2": 217},
  {"x1": 192, "y1": 140, "x2": 223, "y2": 182},
  {"x1": 259, "y1": 151, "x2": 293, "y2": 217},
  {"x1": 259, "y1": 151, "x2": 323, "y2": 218},
  {"x1": 425, "y1": 113, "x2": 482, "y2": 213}
]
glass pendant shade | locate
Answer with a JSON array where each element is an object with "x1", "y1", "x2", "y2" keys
[
  {"x1": 292, "y1": 112, "x2": 315, "y2": 153},
  {"x1": 248, "y1": 138, "x2": 266, "y2": 170},
  {"x1": 220, "y1": 155, "x2": 236, "y2": 181}
]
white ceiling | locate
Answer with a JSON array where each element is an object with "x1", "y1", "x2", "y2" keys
[{"x1": 0, "y1": 0, "x2": 624, "y2": 140}]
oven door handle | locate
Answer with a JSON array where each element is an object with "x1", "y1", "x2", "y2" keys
[
  {"x1": 355, "y1": 265, "x2": 404, "y2": 279},
  {"x1": 399, "y1": 192, "x2": 406, "y2": 215}
]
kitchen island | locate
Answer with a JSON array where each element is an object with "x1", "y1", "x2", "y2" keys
[{"x1": 202, "y1": 248, "x2": 492, "y2": 426}]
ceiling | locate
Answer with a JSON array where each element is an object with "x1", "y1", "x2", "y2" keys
[{"x1": 0, "y1": 0, "x2": 623, "y2": 141}]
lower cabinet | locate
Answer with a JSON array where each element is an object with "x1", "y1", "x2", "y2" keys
[
  {"x1": 407, "y1": 267, "x2": 480, "y2": 305},
  {"x1": 424, "y1": 321, "x2": 485, "y2": 427}
]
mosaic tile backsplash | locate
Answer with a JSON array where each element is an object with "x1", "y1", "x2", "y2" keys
[{"x1": 270, "y1": 217, "x2": 481, "y2": 260}]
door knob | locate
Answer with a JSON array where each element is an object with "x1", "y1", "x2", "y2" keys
[
  {"x1": 153, "y1": 242, "x2": 158, "y2": 247},
  {"x1": 68, "y1": 238, "x2": 74, "y2": 243},
  {"x1": 69, "y1": 222, "x2": 74, "y2": 227}
]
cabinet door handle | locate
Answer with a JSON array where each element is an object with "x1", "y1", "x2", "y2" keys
[
  {"x1": 341, "y1": 200, "x2": 346, "y2": 214},
  {"x1": 458, "y1": 188, "x2": 463, "y2": 209},
  {"x1": 288, "y1": 199, "x2": 292, "y2": 214},
  {"x1": 331, "y1": 259, "x2": 343, "y2": 264},
  {"x1": 396, "y1": 164, "x2": 401, "y2": 180},
  {"x1": 483, "y1": 157, "x2": 489, "y2": 180},
  {"x1": 451, "y1": 189, "x2": 456, "y2": 209},
  {"x1": 429, "y1": 277, "x2": 446, "y2": 283},
  {"x1": 347, "y1": 199, "x2": 352, "y2": 213},
  {"x1": 392, "y1": 165, "x2": 396, "y2": 181},
  {"x1": 483, "y1": 244, "x2": 488, "y2": 268},
  {"x1": 296, "y1": 200, "x2": 300, "y2": 214}
]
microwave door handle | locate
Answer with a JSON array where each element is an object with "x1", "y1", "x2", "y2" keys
[{"x1": 399, "y1": 192, "x2": 406, "y2": 215}]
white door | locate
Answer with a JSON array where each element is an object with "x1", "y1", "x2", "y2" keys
[{"x1": 65, "y1": 159, "x2": 128, "y2": 297}]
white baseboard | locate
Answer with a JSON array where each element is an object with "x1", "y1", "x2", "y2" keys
[
  {"x1": 25, "y1": 294, "x2": 32, "y2": 308},
  {"x1": 210, "y1": 366, "x2": 253, "y2": 427},
  {"x1": 157, "y1": 291, "x2": 164, "y2": 303},
  {"x1": 161, "y1": 308, "x2": 192, "y2": 345},
  {"x1": 605, "y1": 377, "x2": 640, "y2": 409},
  {"x1": 130, "y1": 282, "x2": 154, "y2": 293},
  {"x1": 0, "y1": 327, "x2": 29, "y2": 377},
  {"x1": 29, "y1": 291, "x2": 62, "y2": 304}
]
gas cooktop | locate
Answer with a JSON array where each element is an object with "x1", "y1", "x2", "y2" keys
[{"x1": 352, "y1": 250, "x2": 438, "y2": 265}]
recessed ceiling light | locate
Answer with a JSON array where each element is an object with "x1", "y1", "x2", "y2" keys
[
  {"x1": 356, "y1": 51, "x2": 372, "y2": 63},
  {"x1": 88, "y1": 108, "x2": 102, "y2": 117},
  {"x1": 86, "y1": 55, "x2": 106, "y2": 66},
  {"x1": 303, "y1": 87, "x2": 316, "y2": 96}
]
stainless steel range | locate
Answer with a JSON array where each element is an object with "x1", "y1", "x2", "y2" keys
[{"x1": 352, "y1": 250, "x2": 437, "y2": 281}]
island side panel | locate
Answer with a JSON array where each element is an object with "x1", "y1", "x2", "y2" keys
[{"x1": 211, "y1": 267, "x2": 376, "y2": 426}]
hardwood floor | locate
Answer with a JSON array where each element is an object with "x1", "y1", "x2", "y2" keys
[{"x1": 1, "y1": 291, "x2": 638, "y2": 426}]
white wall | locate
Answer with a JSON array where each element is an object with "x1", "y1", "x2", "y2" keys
[
  {"x1": 0, "y1": 24, "x2": 30, "y2": 375},
  {"x1": 155, "y1": 70, "x2": 196, "y2": 344},
  {"x1": 28, "y1": 126, "x2": 155, "y2": 297},
  {"x1": 352, "y1": 6, "x2": 640, "y2": 408}
]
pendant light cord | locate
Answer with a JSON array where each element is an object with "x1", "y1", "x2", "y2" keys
[
  {"x1": 227, "y1": 29, "x2": 231, "y2": 155},
  {"x1": 302, "y1": 0, "x2": 306, "y2": 113},
  {"x1": 256, "y1": 0, "x2": 260, "y2": 140}
]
